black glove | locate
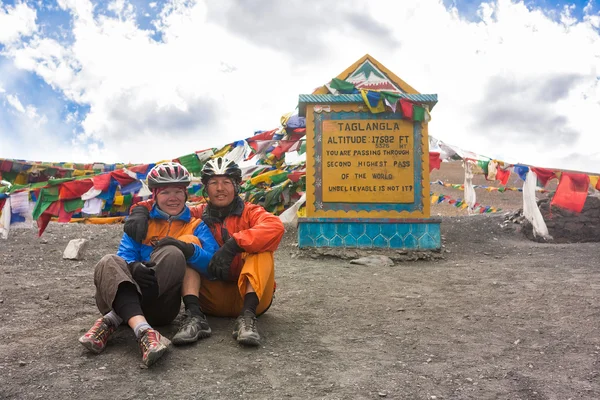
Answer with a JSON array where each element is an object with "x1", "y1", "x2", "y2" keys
[
  {"x1": 208, "y1": 238, "x2": 243, "y2": 281},
  {"x1": 124, "y1": 206, "x2": 150, "y2": 243},
  {"x1": 154, "y1": 237, "x2": 195, "y2": 259},
  {"x1": 129, "y1": 261, "x2": 157, "y2": 288}
]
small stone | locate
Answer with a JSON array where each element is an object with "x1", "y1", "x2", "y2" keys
[
  {"x1": 99, "y1": 366, "x2": 106, "y2": 370},
  {"x1": 19, "y1": 360, "x2": 26, "y2": 366},
  {"x1": 62, "y1": 239, "x2": 89, "y2": 260},
  {"x1": 514, "y1": 339, "x2": 521, "y2": 345},
  {"x1": 378, "y1": 392, "x2": 387, "y2": 398},
  {"x1": 0, "y1": 299, "x2": 3, "y2": 304},
  {"x1": 397, "y1": 308, "x2": 405, "y2": 312},
  {"x1": 349, "y1": 255, "x2": 394, "y2": 267},
  {"x1": 43, "y1": 294, "x2": 50, "y2": 300}
]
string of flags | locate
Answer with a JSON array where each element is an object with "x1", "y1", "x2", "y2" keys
[
  {"x1": 430, "y1": 180, "x2": 550, "y2": 193},
  {"x1": 431, "y1": 192, "x2": 502, "y2": 214},
  {"x1": 2, "y1": 74, "x2": 600, "y2": 239}
]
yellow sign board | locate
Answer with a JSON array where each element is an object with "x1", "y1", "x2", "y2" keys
[{"x1": 321, "y1": 119, "x2": 415, "y2": 203}]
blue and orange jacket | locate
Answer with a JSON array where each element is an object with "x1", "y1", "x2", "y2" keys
[
  {"x1": 133, "y1": 199, "x2": 285, "y2": 281},
  {"x1": 117, "y1": 205, "x2": 219, "y2": 275}
]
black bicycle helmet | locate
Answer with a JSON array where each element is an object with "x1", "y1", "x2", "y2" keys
[
  {"x1": 147, "y1": 162, "x2": 191, "y2": 189},
  {"x1": 201, "y1": 157, "x2": 242, "y2": 185}
]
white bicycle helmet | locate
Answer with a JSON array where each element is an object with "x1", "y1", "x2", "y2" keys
[
  {"x1": 147, "y1": 162, "x2": 191, "y2": 189},
  {"x1": 201, "y1": 157, "x2": 242, "y2": 185}
]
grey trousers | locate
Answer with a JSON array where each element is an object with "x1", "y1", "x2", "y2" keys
[{"x1": 93, "y1": 245, "x2": 186, "y2": 326}]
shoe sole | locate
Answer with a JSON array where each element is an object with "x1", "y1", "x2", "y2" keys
[
  {"x1": 78, "y1": 338, "x2": 104, "y2": 354},
  {"x1": 237, "y1": 334, "x2": 261, "y2": 347},
  {"x1": 172, "y1": 328, "x2": 212, "y2": 346},
  {"x1": 142, "y1": 344, "x2": 168, "y2": 368}
]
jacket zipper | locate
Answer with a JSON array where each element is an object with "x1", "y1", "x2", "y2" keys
[{"x1": 166, "y1": 217, "x2": 174, "y2": 237}]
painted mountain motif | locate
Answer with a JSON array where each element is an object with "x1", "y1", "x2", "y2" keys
[{"x1": 345, "y1": 60, "x2": 404, "y2": 93}]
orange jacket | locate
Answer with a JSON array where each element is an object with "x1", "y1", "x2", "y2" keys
[{"x1": 134, "y1": 200, "x2": 284, "y2": 253}]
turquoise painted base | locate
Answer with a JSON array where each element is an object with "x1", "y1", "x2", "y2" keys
[{"x1": 298, "y1": 218, "x2": 442, "y2": 250}]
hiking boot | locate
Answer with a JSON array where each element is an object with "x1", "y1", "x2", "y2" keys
[
  {"x1": 232, "y1": 312, "x2": 260, "y2": 346},
  {"x1": 172, "y1": 310, "x2": 212, "y2": 345},
  {"x1": 138, "y1": 328, "x2": 171, "y2": 368},
  {"x1": 79, "y1": 317, "x2": 117, "y2": 354}
]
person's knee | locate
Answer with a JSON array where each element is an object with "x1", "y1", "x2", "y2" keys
[
  {"x1": 95, "y1": 254, "x2": 125, "y2": 276},
  {"x1": 97, "y1": 253, "x2": 121, "y2": 266},
  {"x1": 152, "y1": 245, "x2": 186, "y2": 264}
]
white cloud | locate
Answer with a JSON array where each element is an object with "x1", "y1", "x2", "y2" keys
[
  {"x1": 0, "y1": 0, "x2": 599, "y2": 172},
  {"x1": 6, "y1": 93, "x2": 26, "y2": 113},
  {"x1": 0, "y1": 2, "x2": 37, "y2": 45}
]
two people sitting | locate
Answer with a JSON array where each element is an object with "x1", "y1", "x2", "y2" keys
[{"x1": 79, "y1": 158, "x2": 284, "y2": 367}]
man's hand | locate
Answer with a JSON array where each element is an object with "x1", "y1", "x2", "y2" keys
[
  {"x1": 208, "y1": 238, "x2": 243, "y2": 281},
  {"x1": 129, "y1": 261, "x2": 157, "y2": 288},
  {"x1": 154, "y1": 237, "x2": 195, "y2": 259},
  {"x1": 124, "y1": 206, "x2": 150, "y2": 243}
]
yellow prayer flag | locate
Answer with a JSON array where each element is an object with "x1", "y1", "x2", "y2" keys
[
  {"x1": 249, "y1": 169, "x2": 284, "y2": 186},
  {"x1": 359, "y1": 90, "x2": 386, "y2": 113},
  {"x1": 212, "y1": 145, "x2": 232, "y2": 159}
]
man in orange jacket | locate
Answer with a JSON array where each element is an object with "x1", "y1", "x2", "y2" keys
[{"x1": 125, "y1": 156, "x2": 285, "y2": 346}]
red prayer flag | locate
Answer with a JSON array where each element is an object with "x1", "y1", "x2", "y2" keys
[
  {"x1": 110, "y1": 170, "x2": 137, "y2": 187},
  {"x1": 399, "y1": 99, "x2": 414, "y2": 120},
  {"x1": 247, "y1": 129, "x2": 277, "y2": 142},
  {"x1": 129, "y1": 164, "x2": 150, "y2": 174},
  {"x1": 288, "y1": 170, "x2": 306, "y2": 183},
  {"x1": 37, "y1": 213, "x2": 52, "y2": 236},
  {"x1": 0, "y1": 160, "x2": 13, "y2": 172},
  {"x1": 530, "y1": 167, "x2": 557, "y2": 187},
  {"x1": 495, "y1": 167, "x2": 511, "y2": 185},
  {"x1": 58, "y1": 202, "x2": 74, "y2": 223},
  {"x1": 550, "y1": 172, "x2": 589, "y2": 213},
  {"x1": 37, "y1": 201, "x2": 61, "y2": 236},
  {"x1": 59, "y1": 179, "x2": 94, "y2": 200},
  {"x1": 429, "y1": 152, "x2": 441, "y2": 172},
  {"x1": 93, "y1": 174, "x2": 112, "y2": 191},
  {"x1": 271, "y1": 140, "x2": 301, "y2": 159}
]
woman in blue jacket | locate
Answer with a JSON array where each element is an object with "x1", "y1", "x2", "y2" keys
[{"x1": 78, "y1": 162, "x2": 218, "y2": 368}]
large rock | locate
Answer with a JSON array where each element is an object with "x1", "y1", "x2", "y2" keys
[
  {"x1": 63, "y1": 239, "x2": 89, "y2": 260},
  {"x1": 520, "y1": 196, "x2": 600, "y2": 243}
]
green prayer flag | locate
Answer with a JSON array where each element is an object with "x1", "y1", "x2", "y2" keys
[
  {"x1": 30, "y1": 181, "x2": 49, "y2": 189},
  {"x1": 413, "y1": 105, "x2": 425, "y2": 122},
  {"x1": 270, "y1": 172, "x2": 289, "y2": 185},
  {"x1": 122, "y1": 194, "x2": 133, "y2": 209},
  {"x1": 8, "y1": 184, "x2": 30, "y2": 193},
  {"x1": 64, "y1": 198, "x2": 84, "y2": 213},
  {"x1": 178, "y1": 153, "x2": 203, "y2": 174},
  {"x1": 298, "y1": 141, "x2": 307, "y2": 155},
  {"x1": 47, "y1": 177, "x2": 74, "y2": 186},
  {"x1": 477, "y1": 160, "x2": 489, "y2": 176},
  {"x1": 329, "y1": 78, "x2": 356, "y2": 94},
  {"x1": 32, "y1": 186, "x2": 59, "y2": 220},
  {"x1": 264, "y1": 186, "x2": 284, "y2": 210},
  {"x1": 380, "y1": 91, "x2": 401, "y2": 104}
]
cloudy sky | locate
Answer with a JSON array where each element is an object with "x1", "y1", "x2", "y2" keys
[{"x1": 0, "y1": 0, "x2": 599, "y2": 172}]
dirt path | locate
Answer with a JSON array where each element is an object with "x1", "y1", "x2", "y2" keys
[{"x1": 1, "y1": 214, "x2": 599, "y2": 399}]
